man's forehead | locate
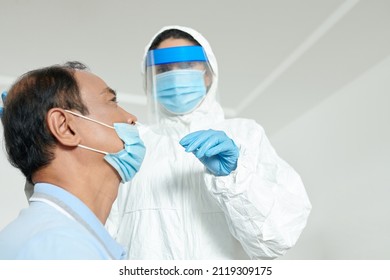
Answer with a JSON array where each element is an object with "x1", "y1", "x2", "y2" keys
[
  {"x1": 75, "y1": 70, "x2": 107, "y2": 93},
  {"x1": 74, "y1": 69, "x2": 99, "y2": 82}
]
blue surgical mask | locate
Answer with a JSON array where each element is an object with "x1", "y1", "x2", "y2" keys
[
  {"x1": 65, "y1": 110, "x2": 146, "y2": 183},
  {"x1": 104, "y1": 123, "x2": 145, "y2": 183},
  {"x1": 156, "y1": 69, "x2": 206, "y2": 114}
]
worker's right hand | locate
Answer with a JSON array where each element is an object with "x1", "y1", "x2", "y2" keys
[{"x1": 179, "y1": 129, "x2": 239, "y2": 176}]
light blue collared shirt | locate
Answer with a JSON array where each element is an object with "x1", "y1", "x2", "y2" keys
[{"x1": 0, "y1": 183, "x2": 126, "y2": 259}]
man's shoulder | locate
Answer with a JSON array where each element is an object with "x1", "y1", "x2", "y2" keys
[
  {"x1": 0, "y1": 204, "x2": 77, "y2": 238},
  {"x1": 0, "y1": 208, "x2": 103, "y2": 259}
]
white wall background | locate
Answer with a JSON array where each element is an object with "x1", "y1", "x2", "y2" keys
[
  {"x1": 0, "y1": 0, "x2": 389, "y2": 259},
  {"x1": 276, "y1": 56, "x2": 390, "y2": 259}
]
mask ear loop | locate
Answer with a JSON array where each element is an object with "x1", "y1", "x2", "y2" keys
[
  {"x1": 64, "y1": 109, "x2": 115, "y2": 129},
  {"x1": 64, "y1": 109, "x2": 141, "y2": 155},
  {"x1": 64, "y1": 109, "x2": 115, "y2": 155},
  {"x1": 77, "y1": 144, "x2": 108, "y2": 155}
]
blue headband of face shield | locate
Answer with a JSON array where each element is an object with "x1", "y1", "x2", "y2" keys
[{"x1": 146, "y1": 46, "x2": 208, "y2": 66}]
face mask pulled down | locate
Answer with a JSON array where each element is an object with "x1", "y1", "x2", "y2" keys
[{"x1": 65, "y1": 110, "x2": 146, "y2": 183}]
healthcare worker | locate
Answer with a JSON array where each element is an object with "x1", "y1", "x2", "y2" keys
[{"x1": 106, "y1": 25, "x2": 312, "y2": 259}]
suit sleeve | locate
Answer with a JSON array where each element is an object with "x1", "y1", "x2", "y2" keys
[{"x1": 204, "y1": 119, "x2": 312, "y2": 259}]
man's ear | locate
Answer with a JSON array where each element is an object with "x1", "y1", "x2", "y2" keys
[{"x1": 46, "y1": 108, "x2": 81, "y2": 147}]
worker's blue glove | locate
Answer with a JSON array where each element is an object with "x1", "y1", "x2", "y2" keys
[
  {"x1": 180, "y1": 129, "x2": 239, "y2": 176},
  {"x1": 0, "y1": 91, "x2": 7, "y2": 118}
]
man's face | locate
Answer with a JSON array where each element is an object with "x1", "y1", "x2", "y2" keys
[{"x1": 73, "y1": 70, "x2": 136, "y2": 154}]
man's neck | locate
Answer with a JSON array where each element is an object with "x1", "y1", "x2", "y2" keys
[{"x1": 33, "y1": 164, "x2": 119, "y2": 224}]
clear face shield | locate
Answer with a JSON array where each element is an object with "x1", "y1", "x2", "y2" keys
[{"x1": 145, "y1": 45, "x2": 213, "y2": 124}]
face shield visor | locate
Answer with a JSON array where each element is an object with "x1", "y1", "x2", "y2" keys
[{"x1": 145, "y1": 46, "x2": 213, "y2": 123}]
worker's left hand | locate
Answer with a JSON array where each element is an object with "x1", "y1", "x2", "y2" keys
[
  {"x1": 180, "y1": 129, "x2": 239, "y2": 176},
  {"x1": 1, "y1": 91, "x2": 6, "y2": 102},
  {"x1": 0, "y1": 91, "x2": 7, "y2": 117}
]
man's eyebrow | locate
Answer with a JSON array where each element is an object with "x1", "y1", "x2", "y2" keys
[{"x1": 100, "y1": 87, "x2": 117, "y2": 96}]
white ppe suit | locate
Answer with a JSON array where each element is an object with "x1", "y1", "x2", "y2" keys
[{"x1": 106, "y1": 25, "x2": 312, "y2": 259}]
